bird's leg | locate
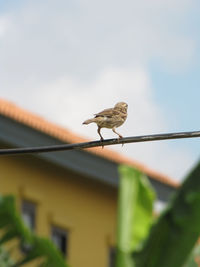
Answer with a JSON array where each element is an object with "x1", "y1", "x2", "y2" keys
[
  {"x1": 97, "y1": 127, "x2": 104, "y2": 148},
  {"x1": 112, "y1": 127, "x2": 123, "y2": 138},
  {"x1": 97, "y1": 126, "x2": 104, "y2": 140},
  {"x1": 112, "y1": 128, "x2": 124, "y2": 146}
]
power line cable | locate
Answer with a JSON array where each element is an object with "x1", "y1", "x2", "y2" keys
[{"x1": 0, "y1": 130, "x2": 200, "y2": 156}]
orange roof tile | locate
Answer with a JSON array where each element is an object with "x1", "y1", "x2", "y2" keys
[{"x1": 0, "y1": 98, "x2": 179, "y2": 188}]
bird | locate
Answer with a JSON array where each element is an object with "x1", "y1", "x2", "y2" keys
[{"x1": 82, "y1": 102, "x2": 128, "y2": 143}]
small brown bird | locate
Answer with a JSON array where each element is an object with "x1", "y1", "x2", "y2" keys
[{"x1": 82, "y1": 102, "x2": 128, "y2": 141}]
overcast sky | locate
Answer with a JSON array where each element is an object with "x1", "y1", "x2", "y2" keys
[{"x1": 0, "y1": 0, "x2": 200, "y2": 181}]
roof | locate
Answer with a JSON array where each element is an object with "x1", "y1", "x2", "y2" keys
[{"x1": 0, "y1": 98, "x2": 179, "y2": 188}]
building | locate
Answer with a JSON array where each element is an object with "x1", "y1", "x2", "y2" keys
[{"x1": 0, "y1": 99, "x2": 179, "y2": 267}]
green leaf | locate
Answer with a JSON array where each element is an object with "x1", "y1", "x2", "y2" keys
[
  {"x1": 134, "y1": 161, "x2": 200, "y2": 267},
  {"x1": 0, "y1": 247, "x2": 14, "y2": 267},
  {"x1": 16, "y1": 237, "x2": 67, "y2": 267},
  {"x1": 116, "y1": 165, "x2": 156, "y2": 267},
  {"x1": 0, "y1": 195, "x2": 33, "y2": 244},
  {"x1": 0, "y1": 195, "x2": 69, "y2": 266},
  {"x1": 184, "y1": 244, "x2": 200, "y2": 267}
]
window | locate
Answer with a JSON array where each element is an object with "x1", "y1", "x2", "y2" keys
[
  {"x1": 109, "y1": 247, "x2": 116, "y2": 267},
  {"x1": 51, "y1": 226, "x2": 68, "y2": 256},
  {"x1": 21, "y1": 200, "x2": 36, "y2": 231}
]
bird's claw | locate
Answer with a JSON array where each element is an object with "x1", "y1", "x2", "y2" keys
[
  {"x1": 118, "y1": 135, "x2": 124, "y2": 147},
  {"x1": 100, "y1": 138, "x2": 104, "y2": 149}
]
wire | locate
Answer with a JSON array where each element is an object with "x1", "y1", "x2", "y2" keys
[{"x1": 0, "y1": 130, "x2": 200, "y2": 156}]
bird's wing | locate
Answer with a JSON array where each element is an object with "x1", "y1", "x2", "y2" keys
[{"x1": 94, "y1": 108, "x2": 119, "y2": 117}]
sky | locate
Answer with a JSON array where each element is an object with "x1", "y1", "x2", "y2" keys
[{"x1": 0, "y1": 0, "x2": 200, "y2": 181}]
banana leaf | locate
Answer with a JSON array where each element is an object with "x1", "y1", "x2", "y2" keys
[
  {"x1": 116, "y1": 165, "x2": 156, "y2": 267},
  {"x1": 0, "y1": 195, "x2": 68, "y2": 267},
  {"x1": 134, "y1": 161, "x2": 200, "y2": 267}
]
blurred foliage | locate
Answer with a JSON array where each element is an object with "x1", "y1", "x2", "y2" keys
[
  {"x1": 117, "y1": 162, "x2": 200, "y2": 267},
  {"x1": 184, "y1": 243, "x2": 200, "y2": 267},
  {"x1": 116, "y1": 165, "x2": 156, "y2": 267},
  {"x1": 0, "y1": 247, "x2": 14, "y2": 267},
  {"x1": 0, "y1": 195, "x2": 68, "y2": 267},
  {"x1": 134, "y1": 161, "x2": 200, "y2": 267}
]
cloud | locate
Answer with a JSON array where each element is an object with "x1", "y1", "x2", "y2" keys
[
  {"x1": 0, "y1": 16, "x2": 10, "y2": 38},
  {"x1": 0, "y1": 0, "x2": 196, "y2": 90}
]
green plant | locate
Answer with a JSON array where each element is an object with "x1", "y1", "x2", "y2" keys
[
  {"x1": 0, "y1": 195, "x2": 68, "y2": 267},
  {"x1": 116, "y1": 162, "x2": 200, "y2": 267},
  {"x1": 116, "y1": 165, "x2": 156, "y2": 267}
]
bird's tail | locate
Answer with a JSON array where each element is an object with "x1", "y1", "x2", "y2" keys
[{"x1": 82, "y1": 118, "x2": 95, "y2": 125}]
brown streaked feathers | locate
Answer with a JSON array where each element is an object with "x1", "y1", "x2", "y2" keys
[{"x1": 83, "y1": 102, "x2": 128, "y2": 141}]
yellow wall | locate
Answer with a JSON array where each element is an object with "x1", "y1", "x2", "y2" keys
[{"x1": 0, "y1": 153, "x2": 117, "y2": 267}]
